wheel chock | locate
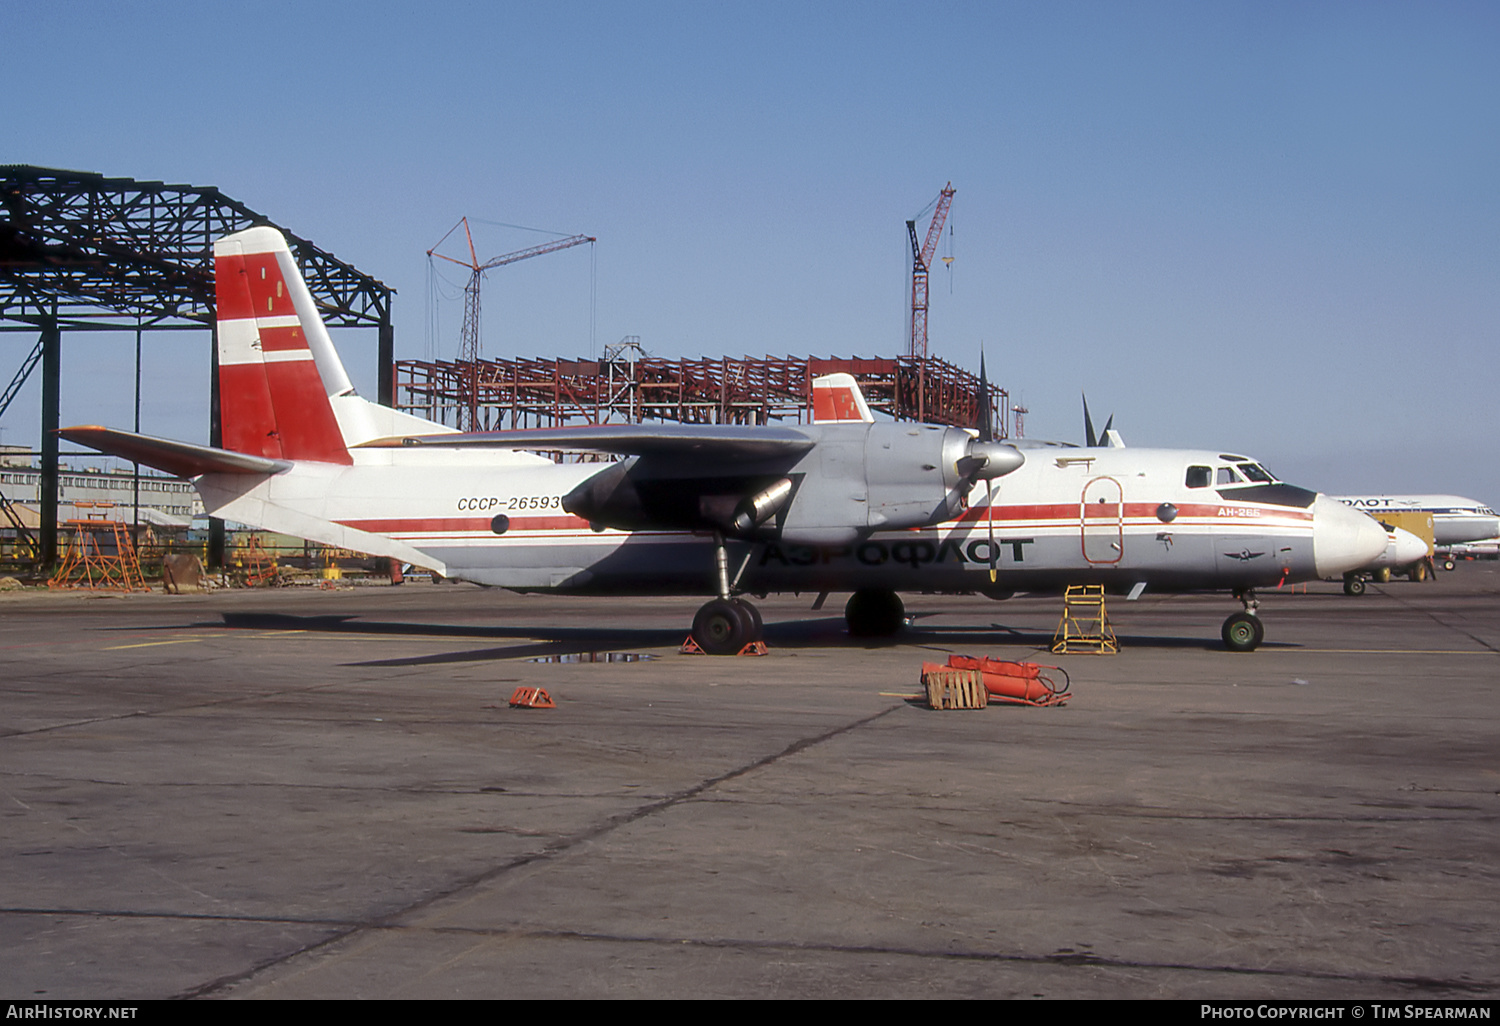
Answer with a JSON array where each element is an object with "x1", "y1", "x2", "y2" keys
[
  {"x1": 508, "y1": 686, "x2": 555, "y2": 709},
  {"x1": 679, "y1": 636, "x2": 769, "y2": 656}
]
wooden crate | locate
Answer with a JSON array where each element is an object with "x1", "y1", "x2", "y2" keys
[{"x1": 920, "y1": 665, "x2": 989, "y2": 710}]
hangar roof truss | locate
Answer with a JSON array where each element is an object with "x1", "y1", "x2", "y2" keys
[{"x1": 0, "y1": 165, "x2": 391, "y2": 330}]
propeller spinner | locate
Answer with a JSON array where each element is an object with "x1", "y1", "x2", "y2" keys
[{"x1": 956, "y1": 352, "x2": 1024, "y2": 484}]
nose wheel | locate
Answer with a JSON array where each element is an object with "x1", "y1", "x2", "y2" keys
[{"x1": 1222, "y1": 589, "x2": 1264, "y2": 652}]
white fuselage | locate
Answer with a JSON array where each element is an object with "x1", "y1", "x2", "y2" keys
[{"x1": 196, "y1": 441, "x2": 1385, "y2": 598}]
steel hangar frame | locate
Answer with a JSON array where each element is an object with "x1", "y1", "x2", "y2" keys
[{"x1": 0, "y1": 165, "x2": 395, "y2": 567}]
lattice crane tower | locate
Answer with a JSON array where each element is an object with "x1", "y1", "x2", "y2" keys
[{"x1": 907, "y1": 182, "x2": 955, "y2": 361}]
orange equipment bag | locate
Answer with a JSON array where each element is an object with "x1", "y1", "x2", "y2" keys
[{"x1": 945, "y1": 655, "x2": 1071, "y2": 707}]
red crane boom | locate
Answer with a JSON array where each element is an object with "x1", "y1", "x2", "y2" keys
[{"x1": 907, "y1": 182, "x2": 955, "y2": 361}]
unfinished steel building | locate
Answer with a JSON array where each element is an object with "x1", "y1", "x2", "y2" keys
[{"x1": 396, "y1": 341, "x2": 1007, "y2": 434}]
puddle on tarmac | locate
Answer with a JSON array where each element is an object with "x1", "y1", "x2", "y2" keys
[{"x1": 526, "y1": 652, "x2": 658, "y2": 664}]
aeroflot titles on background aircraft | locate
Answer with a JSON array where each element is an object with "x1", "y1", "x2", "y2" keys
[
  {"x1": 1331, "y1": 495, "x2": 1500, "y2": 547},
  {"x1": 61, "y1": 227, "x2": 1387, "y2": 653}
]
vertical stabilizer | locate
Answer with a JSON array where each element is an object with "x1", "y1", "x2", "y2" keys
[
  {"x1": 214, "y1": 227, "x2": 353, "y2": 464},
  {"x1": 811, "y1": 372, "x2": 875, "y2": 424}
]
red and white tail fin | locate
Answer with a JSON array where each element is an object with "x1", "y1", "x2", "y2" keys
[
  {"x1": 214, "y1": 227, "x2": 353, "y2": 464},
  {"x1": 810, "y1": 372, "x2": 875, "y2": 424}
]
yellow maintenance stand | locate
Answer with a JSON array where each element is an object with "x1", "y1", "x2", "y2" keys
[{"x1": 1052, "y1": 584, "x2": 1118, "y2": 654}]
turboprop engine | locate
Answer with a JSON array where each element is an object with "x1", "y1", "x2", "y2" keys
[{"x1": 562, "y1": 421, "x2": 1024, "y2": 544}]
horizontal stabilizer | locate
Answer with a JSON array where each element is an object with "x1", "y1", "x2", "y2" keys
[
  {"x1": 60, "y1": 426, "x2": 290, "y2": 478},
  {"x1": 360, "y1": 422, "x2": 815, "y2": 461}
]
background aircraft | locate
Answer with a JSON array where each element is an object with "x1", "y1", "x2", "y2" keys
[
  {"x1": 62, "y1": 227, "x2": 1386, "y2": 653},
  {"x1": 1331, "y1": 495, "x2": 1499, "y2": 547}
]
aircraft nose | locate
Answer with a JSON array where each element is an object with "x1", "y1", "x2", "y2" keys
[
  {"x1": 1312, "y1": 495, "x2": 1390, "y2": 578},
  {"x1": 1390, "y1": 527, "x2": 1428, "y2": 567}
]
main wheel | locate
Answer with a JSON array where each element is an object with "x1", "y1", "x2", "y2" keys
[
  {"x1": 1373, "y1": 566, "x2": 1391, "y2": 584},
  {"x1": 1407, "y1": 561, "x2": 1428, "y2": 582},
  {"x1": 733, "y1": 598, "x2": 763, "y2": 640},
  {"x1": 692, "y1": 598, "x2": 753, "y2": 655},
  {"x1": 845, "y1": 589, "x2": 905, "y2": 638},
  {"x1": 1343, "y1": 575, "x2": 1366, "y2": 596},
  {"x1": 1222, "y1": 611, "x2": 1265, "y2": 652}
]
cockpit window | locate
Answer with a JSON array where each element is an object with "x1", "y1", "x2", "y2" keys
[
  {"x1": 1216, "y1": 466, "x2": 1243, "y2": 485},
  {"x1": 1185, "y1": 466, "x2": 1211, "y2": 488},
  {"x1": 1237, "y1": 463, "x2": 1275, "y2": 483}
]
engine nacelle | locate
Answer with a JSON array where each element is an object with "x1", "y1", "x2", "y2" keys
[{"x1": 561, "y1": 422, "x2": 1022, "y2": 543}]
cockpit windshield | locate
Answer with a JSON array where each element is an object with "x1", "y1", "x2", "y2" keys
[{"x1": 1237, "y1": 463, "x2": 1277, "y2": 483}]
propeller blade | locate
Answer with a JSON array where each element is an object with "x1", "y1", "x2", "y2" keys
[
  {"x1": 1084, "y1": 394, "x2": 1097, "y2": 448},
  {"x1": 986, "y1": 479, "x2": 997, "y2": 583},
  {"x1": 977, "y1": 350, "x2": 992, "y2": 443}
]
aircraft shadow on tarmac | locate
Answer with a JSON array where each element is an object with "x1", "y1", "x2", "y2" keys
[{"x1": 208, "y1": 610, "x2": 1239, "y2": 668}]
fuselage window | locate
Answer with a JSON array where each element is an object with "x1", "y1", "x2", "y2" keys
[
  {"x1": 1216, "y1": 466, "x2": 1243, "y2": 485},
  {"x1": 1237, "y1": 463, "x2": 1274, "y2": 483},
  {"x1": 1185, "y1": 465, "x2": 1212, "y2": 488}
]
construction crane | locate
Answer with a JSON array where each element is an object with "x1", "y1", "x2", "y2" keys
[
  {"x1": 907, "y1": 182, "x2": 955, "y2": 361},
  {"x1": 427, "y1": 216, "x2": 596, "y2": 429}
]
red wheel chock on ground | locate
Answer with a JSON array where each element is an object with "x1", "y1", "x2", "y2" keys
[
  {"x1": 679, "y1": 636, "x2": 769, "y2": 656},
  {"x1": 942, "y1": 655, "x2": 1071, "y2": 707},
  {"x1": 508, "y1": 687, "x2": 555, "y2": 709}
]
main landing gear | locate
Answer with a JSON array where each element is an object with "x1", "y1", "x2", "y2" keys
[
  {"x1": 844, "y1": 588, "x2": 906, "y2": 639},
  {"x1": 690, "y1": 597, "x2": 764, "y2": 655},
  {"x1": 1222, "y1": 589, "x2": 1265, "y2": 652},
  {"x1": 686, "y1": 538, "x2": 909, "y2": 653},
  {"x1": 688, "y1": 533, "x2": 767, "y2": 655}
]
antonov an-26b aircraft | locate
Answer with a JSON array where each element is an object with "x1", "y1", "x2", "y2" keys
[{"x1": 62, "y1": 227, "x2": 1386, "y2": 653}]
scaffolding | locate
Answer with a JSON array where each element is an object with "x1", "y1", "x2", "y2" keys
[
  {"x1": 48, "y1": 511, "x2": 148, "y2": 592},
  {"x1": 396, "y1": 349, "x2": 1007, "y2": 431}
]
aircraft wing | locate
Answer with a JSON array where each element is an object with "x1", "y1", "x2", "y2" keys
[
  {"x1": 60, "y1": 426, "x2": 291, "y2": 478},
  {"x1": 360, "y1": 423, "x2": 816, "y2": 461}
]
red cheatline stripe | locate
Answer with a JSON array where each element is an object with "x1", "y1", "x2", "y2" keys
[
  {"x1": 334, "y1": 508, "x2": 1317, "y2": 537},
  {"x1": 955, "y1": 502, "x2": 1311, "y2": 524},
  {"x1": 336, "y1": 514, "x2": 590, "y2": 533}
]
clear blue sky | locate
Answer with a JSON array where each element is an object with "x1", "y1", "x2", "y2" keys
[{"x1": 4, "y1": 1, "x2": 1497, "y2": 503}]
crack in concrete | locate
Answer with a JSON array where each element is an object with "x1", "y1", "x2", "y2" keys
[{"x1": 174, "y1": 703, "x2": 907, "y2": 999}]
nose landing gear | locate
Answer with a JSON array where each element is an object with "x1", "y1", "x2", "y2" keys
[{"x1": 1222, "y1": 589, "x2": 1264, "y2": 652}]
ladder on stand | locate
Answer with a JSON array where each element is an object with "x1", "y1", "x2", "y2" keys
[
  {"x1": 48, "y1": 514, "x2": 149, "y2": 592},
  {"x1": 1052, "y1": 584, "x2": 1118, "y2": 654}
]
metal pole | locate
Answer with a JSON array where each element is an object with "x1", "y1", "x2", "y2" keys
[
  {"x1": 132, "y1": 324, "x2": 141, "y2": 542},
  {"x1": 39, "y1": 318, "x2": 60, "y2": 568},
  {"x1": 377, "y1": 316, "x2": 394, "y2": 407}
]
